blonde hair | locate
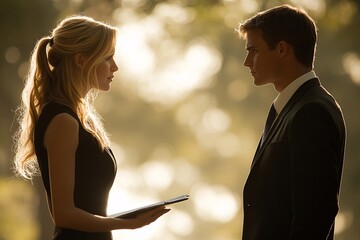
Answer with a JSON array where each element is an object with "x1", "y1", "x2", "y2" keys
[{"x1": 13, "y1": 15, "x2": 117, "y2": 179}]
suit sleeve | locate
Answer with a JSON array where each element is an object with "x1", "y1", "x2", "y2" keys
[{"x1": 288, "y1": 103, "x2": 342, "y2": 239}]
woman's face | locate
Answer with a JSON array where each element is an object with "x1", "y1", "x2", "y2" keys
[{"x1": 95, "y1": 52, "x2": 118, "y2": 91}]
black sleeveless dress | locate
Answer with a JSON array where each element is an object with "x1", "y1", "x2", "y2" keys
[{"x1": 34, "y1": 102, "x2": 117, "y2": 240}]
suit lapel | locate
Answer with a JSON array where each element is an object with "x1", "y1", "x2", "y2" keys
[{"x1": 251, "y1": 78, "x2": 320, "y2": 169}]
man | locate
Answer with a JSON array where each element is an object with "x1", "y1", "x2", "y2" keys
[{"x1": 237, "y1": 5, "x2": 346, "y2": 240}]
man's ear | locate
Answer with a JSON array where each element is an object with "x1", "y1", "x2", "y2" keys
[
  {"x1": 277, "y1": 41, "x2": 288, "y2": 57},
  {"x1": 74, "y1": 54, "x2": 86, "y2": 69}
]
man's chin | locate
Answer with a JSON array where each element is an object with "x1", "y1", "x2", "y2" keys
[
  {"x1": 253, "y1": 78, "x2": 271, "y2": 87},
  {"x1": 253, "y1": 79, "x2": 265, "y2": 86}
]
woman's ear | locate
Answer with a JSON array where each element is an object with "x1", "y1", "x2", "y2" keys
[{"x1": 74, "y1": 54, "x2": 86, "y2": 69}]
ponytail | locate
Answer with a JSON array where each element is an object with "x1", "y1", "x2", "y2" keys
[
  {"x1": 13, "y1": 37, "x2": 53, "y2": 179},
  {"x1": 29, "y1": 37, "x2": 53, "y2": 114}
]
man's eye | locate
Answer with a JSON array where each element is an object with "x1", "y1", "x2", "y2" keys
[{"x1": 248, "y1": 49, "x2": 257, "y2": 54}]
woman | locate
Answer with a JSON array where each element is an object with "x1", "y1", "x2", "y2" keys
[{"x1": 13, "y1": 15, "x2": 169, "y2": 240}]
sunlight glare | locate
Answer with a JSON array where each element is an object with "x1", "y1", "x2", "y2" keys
[
  {"x1": 154, "y1": 2, "x2": 195, "y2": 24},
  {"x1": 116, "y1": 22, "x2": 157, "y2": 78},
  {"x1": 115, "y1": 12, "x2": 222, "y2": 106},
  {"x1": 193, "y1": 183, "x2": 238, "y2": 222},
  {"x1": 108, "y1": 170, "x2": 168, "y2": 240},
  {"x1": 141, "y1": 160, "x2": 175, "y2": 191},
  {"x1": 238, "y1": 0, "x2": 258, "y2": 14},
  {"x1": 139, "y1": 41, "x2": 222, "y2": 105},
  {"x1": 107, "y1": 169, "x2": 144, "y2": 215},
  {"x1": 202, "y1": 107, "x2": 231, "y2": 133},
  {"x1": 342, "y1": 52, "x2": 360, "y2": 85},
  {"x1": 167, "y1": 210, "x2": 194, "y2": 236}
]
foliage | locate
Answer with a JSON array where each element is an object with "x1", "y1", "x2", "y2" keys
[{"x1": 1, "y1": 0, "x2": 359, "y2": 239}]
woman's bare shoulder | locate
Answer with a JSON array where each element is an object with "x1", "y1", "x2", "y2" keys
[{"x1": 44, "y1": 113, "x2": 79, "y2": 148}]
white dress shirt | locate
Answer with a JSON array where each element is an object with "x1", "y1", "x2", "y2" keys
[{"x1": 273, "y1": 71, "x2": 317, "y2": 114}]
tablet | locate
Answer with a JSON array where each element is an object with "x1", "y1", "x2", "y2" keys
[{"x1": 108, "y1": 194, "x2": 190, "y2": 219}]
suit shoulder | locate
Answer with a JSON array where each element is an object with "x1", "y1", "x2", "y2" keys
[
  {"x1": 289, "y1": 84, "x2": 345, "y2": 129},
  {"x1": 299, "y1": 85, "x2": 342, "y2": 113}
]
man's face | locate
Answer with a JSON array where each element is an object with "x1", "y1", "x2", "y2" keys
[{"x1": 243, "y1": 30, "x2": 281, "y2": 87}]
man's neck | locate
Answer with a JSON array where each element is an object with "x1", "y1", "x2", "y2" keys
[{"x1": 275, "y1": 66, "x2": 312, "y2": 93}]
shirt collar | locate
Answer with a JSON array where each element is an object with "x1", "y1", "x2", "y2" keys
[{"x1": 273, "y1": 70, "x2": 317, "y2": 114}]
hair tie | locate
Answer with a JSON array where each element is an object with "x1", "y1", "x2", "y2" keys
[{"x1": 49, "y1": 37, "x2": 54, "y2": 47}]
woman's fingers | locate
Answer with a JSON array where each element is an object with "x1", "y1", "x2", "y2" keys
[
  {"x1": 149, "y1": 208, "x2": 171, "y2": 222},
  {"x1": 132, "y1": 206, "x2": 171, "y2": 228}
]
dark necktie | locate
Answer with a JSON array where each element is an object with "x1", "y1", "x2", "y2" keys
[{"x1": 261, "y1": 104, "x2": 277, "y2": 146}]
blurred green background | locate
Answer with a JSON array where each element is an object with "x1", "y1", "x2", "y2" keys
[{"x1": 1, "y1": 0, "x2": 359, "y2": 239}]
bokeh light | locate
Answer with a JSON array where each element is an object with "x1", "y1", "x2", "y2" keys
[
  {"x1": 342, "y1": 52, "x2": 360, "y2": 85},
  {"x1": 114, "y1": 5, "x2": 222, "y2": 106},
  {"x1": 2, "y1": 0, "x2": 360, "y2": 239},
  {"x1": 192, "y1": 183, "x2": 239, "y2": 222}
]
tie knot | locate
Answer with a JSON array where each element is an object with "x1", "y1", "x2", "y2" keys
[{"x1": 268, "y1": 104, "x2": 277, "y2": 121}]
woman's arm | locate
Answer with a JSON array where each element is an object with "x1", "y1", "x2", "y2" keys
[{"x1": 44, "y1": 113, "x2": 169, "y2": 232}]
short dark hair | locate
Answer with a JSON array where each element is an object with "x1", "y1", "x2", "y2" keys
[{"x1": 238, "y1": 4, "x2": 317, "y2": 68}]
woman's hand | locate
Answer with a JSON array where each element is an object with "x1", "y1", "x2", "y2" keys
[{"x1": 118, "y1": 206, "x2": 171, "y2": 229}]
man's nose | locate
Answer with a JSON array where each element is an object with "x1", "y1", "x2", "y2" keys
[{"x1": 243, "y1": 54, "x2": 251, "y2": 67}]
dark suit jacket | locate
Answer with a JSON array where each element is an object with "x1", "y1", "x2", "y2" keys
[{"x1": 242, "y1": 78, "x2": 346, "y2": 240}]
